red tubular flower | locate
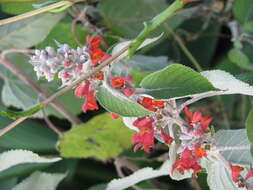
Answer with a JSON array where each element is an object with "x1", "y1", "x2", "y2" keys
[
  {"x1": 194, "y1": 144, "x2": 207, "y2": 158},
  {"x1": 172, "y1": 148, "x2": 202, "y2": 176},
  {"x1": 152, "y1": 100, "x2": 165, "y2": 109},
  {"x1": 231, "y1": 165, "x2": 244, "y2": 182},
  {"x1": 82, "y1": 90, "x2": 99, "y2": 112},
  {"x1": 131, "y1": 117, "x2": 155, "y2": 152},
  {"x1": 111, "y1": 77, "x2": 125, "y2": 87},
  {"x1": 86, "y1": 35, "x2": 102, "y2": 50},
  {"x1": 245, "y1": 168, "x2": 253, "y2": 180},
  {"x1": 138, "y1": 97, "x2": 165, "y2": 111},
  {"x1": 161, "y1": 130, "x2": 173, "y2": 145},
  {"x1": 183, "y1": 106, "x2": 212, "y2": 135},
  {"x1": 75, "y1": 81, "x2": 90, "y2": 98}
]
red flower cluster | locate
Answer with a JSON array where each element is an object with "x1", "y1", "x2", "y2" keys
[
  {"x1": 172, "y1": 146, "x2": 206, "y2": 177},
  {"x1": 131, "y1": 117, "x2": 155, "y2": 152},
  {"x1": 138, "y1": 97, "x2": 165, "y2": 111},
  {"x1": 110, "y1": 76, "x2": 134, "y2": 97},
  {"x1": 230, "y1": 165, "x2": 253, "y2": 188},
  {"x1": 75, "y1": 81, "x2": 99, "y2": 112},
  {"x1": 184, "y1": 107, "x2": 212, "y2": 136},
  {"x1": 86, "y1": 35, "x2": 110, "y2": 66}
]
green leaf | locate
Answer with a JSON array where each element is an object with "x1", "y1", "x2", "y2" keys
[
  {"x1": 96, "y1": 83, "x2": 153, "y2": 117},
  {"x1": 246, "y1": 108, "x2": 253, "y2": 145},
  {"x1": 243, "y1": 21, "x2": 253, "y2": 34},
  {"x1": 214, "y1": 129, "x2": 253, "y2": 165},
  {"x1": 36, "y1": 22, "x2": 88, "y2": 49},
  {"x1": 0, "y1": 178, "x2": 17, "y2": 190},
  {"x1": 0, "y1": 115, "x2": 57, "y2": 153},
  {"x1": 0, "y1": 53, "x2": 83, "y2": 118},
  {"x1": 1, "y1": 2, "x2": 34, "y2": 14},
  {"x1": 228, "y1": 48, "x2": 253, "y2": 71},
  {"x1": 12, "y1": 171, "x2": 66, "y2": 190},
  {"x1": 140, "y1": 64, "x2": 217, "y2": 99},
  {"x1": 0, "y1": 12, "x2": 65, "y2": 50},
  {"x1": 58, "y1": 113, "x2": 135, "y2": 161},
  {"x1": 233, "y1": 0, "x2": 253, "y2": 24},
  {"x1": 202, "y1": 158, "x2": 238, "y2": 190},
  {"x1": 99, "y1": 0, "x2": 194, "y2": 38},
  {"x1": 0, "y1": 150, "x2": 61, "y2": 181}
]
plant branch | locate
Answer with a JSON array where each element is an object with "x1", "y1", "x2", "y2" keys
[
  {"x1": 0, "y1": 0, "x2": 84, "y2": 26},
  {"x1": 0, "y1": 44, "x2": 130, "y2": 136},
  {"x1": 217, "y1": 145, "x2": 251, "y2": 151},
  {"x1": 42, "y1": 109, "x2": 63, "y2": 136},
  {"x1": 128, "y1": 0, "x2": 185, "y2": 57},
  {"x1": 0, "y1": 116, "x2": 28, "y2": 136},
  {"x1": 0, "y1": 50, "x2": 82, "y2": 125}
]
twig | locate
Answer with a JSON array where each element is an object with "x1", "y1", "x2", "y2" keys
[
  {"x1": 0, "y1": 50, "x2": 82, "y2": 125},
  {"x1": 0, "y1": 44, "x2": 130, "y2": 136},
  {"x1": 0, "y1": 116, "x2": 28, "y2": 136},
  {"x1": 191, "y1": 177, "x2": 202, "y2": 190},
  {"x1": 42, "y1": 109, "x2": 63, "y2": 136},
  {"x1": 217, "y1": 145, "x2": 251, "y2": 151},
  {"x1": 0, "y1": 1, "x2": 83, "y2": 26}
]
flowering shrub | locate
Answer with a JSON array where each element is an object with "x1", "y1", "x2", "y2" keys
[{"x1": 1, "y1": 0, "x2": 253, "y2": 190}]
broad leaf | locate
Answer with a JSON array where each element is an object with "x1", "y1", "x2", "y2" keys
[
  {"x1": 214, "y1": 129, "x2": 253, "y2": 165},
  {"x1": 0, "y1": 12, "x2": 65, "y2": 50},
  {"x1": 246, "y1": 108, "x2": 253, "y2": 144},
  {"x1": 1, "y1": 2, "x2": 34, "y2": 14},
  {"x1": 96, "y1": 83, "x2": 152, "y2": 117},
  {"x1": 0, "y1": 115, "x2": 57, "y2": 153},
  {"x1": 0, "y1": 150, "x2": 61, "y2": 181},
  {"x1": 140, "y1": 64, "x2": 217, "y2": 99},
  {"x1": 12, "y1": 171, "x2": 66, "y2": 190},
  {"x1": 59, "y1": 113, "x2": 135, "y2": 161}
]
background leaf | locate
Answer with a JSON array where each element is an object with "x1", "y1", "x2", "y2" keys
[
  {"x1": 246, "y1": 108, "x2": 253, "y2": 145},
  {"x1": 12, "y1": 171, "x2": 66, "y2": 190},
  {"x1": 1, "y1": 2, "x2": 34, "y2": 15},
  {"x1": 0, "y1": 12, "x2": 65, "y2": 50},
  {"x1": 233, "y1": 0, "x2": 253, "y2": 24},
  {"x1": 0, "y1": 150, "x2": 61, "y2": 181},
  {"x1": 59, "y1": 113, "x2": 135, "y2": 161}
]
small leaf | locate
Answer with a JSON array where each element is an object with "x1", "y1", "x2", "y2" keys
[
  {"x1": 12, "y1": 171, "x2": 66, "y2": 190},
  {"x1": 246, "y1": 108, "x2": 253, "y2": 145},
  {"x1": 59, "y1": 113, "x2": 135, "y2": 161},
  {"x1": 96, "y1": 82, "x2": 152, "y2": 117},
  {"x1": 228, "y1": 48, "x2": 253, "y2": 71},
  {"x1": 0, "y1": 150, "x2": 61, "y2": 181},
  {"x1": 0, "y1": 12, "x2": 65, "y2": 50},
  {"x1": 140, "y1": 64, "x2": 217, "y2": 99},
  {"x1": 214, "y1": 129, "x2": 253, "y2": 165}
]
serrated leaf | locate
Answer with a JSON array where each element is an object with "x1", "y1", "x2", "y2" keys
[
  {"x1": 99, "y1": 0, "x2": 194, "y2": 38},
  {"x1": 228, "y1": 48, "x2": 253, "y2": 71},
  {"x1": 201, "y1": 70, "x2": 253, "y2": 96},
  {"x1": 96, "y1": 83, "x2": 152, "y2": 117},
  {"x1": 12, "y1": 171, "x2": 66, "y2": 190},
  {"x1": 0, "y1": 12, "x2": 65, "y2": 50},
  {"x1": 0, "y1": 150, "x2": 61, "y2": 181},
  {"x1": 214, "y1": 129, "x2": 253, "y2": 165},
  {"x1": 140, "y1": 64, "x2": 217, "y2": 99},
  {"x1": 59, "y1": 113, "x2": 135, "y2": 161},
  {"x1": 233, "y1": 0, "x2": 253, "y2": 24},
  {"x1": 246, "y1": 108, "x2": 253, "y2": 145}
]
